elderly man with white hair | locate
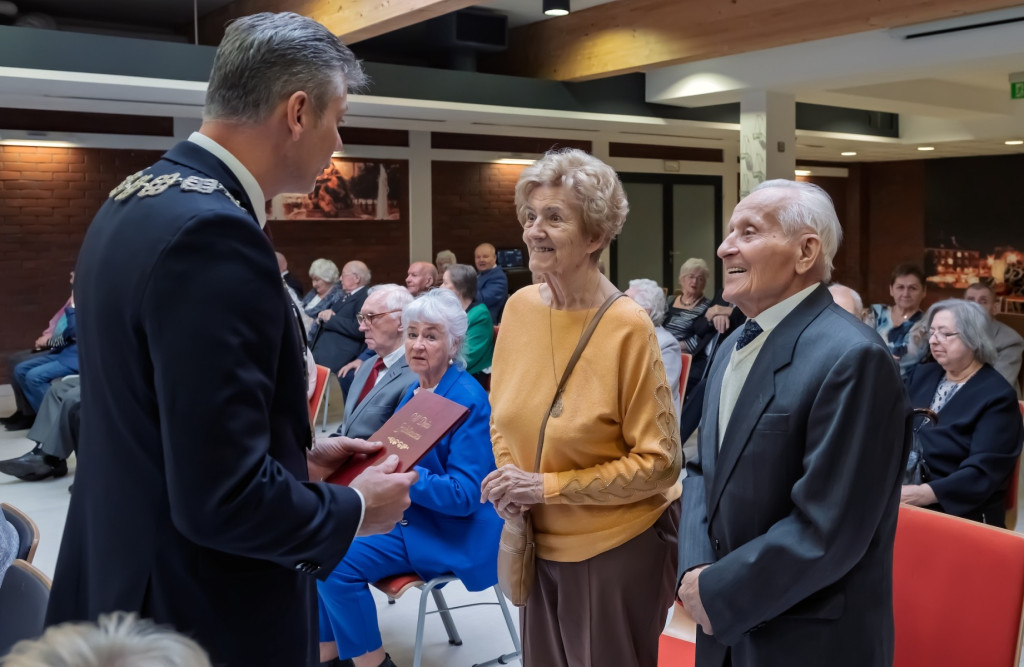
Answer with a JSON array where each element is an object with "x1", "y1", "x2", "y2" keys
[
  {"x1": 626, "y1": 278, "x2": 682, "y2": 416},
  {"x1": 678, "y1": 179, "x2": 910, "y2": 667}
]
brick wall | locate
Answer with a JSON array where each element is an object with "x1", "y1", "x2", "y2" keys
[
  {"x1": 0, "y1": 145, "x2": 163, "y2": 383},
  {"x1": 431, "y1": 161, "x2": 528, "y2": 267}
]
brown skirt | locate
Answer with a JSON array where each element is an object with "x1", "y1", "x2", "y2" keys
[{"x1": 520, "y1": 501, "x2": 680, "y2": 667}]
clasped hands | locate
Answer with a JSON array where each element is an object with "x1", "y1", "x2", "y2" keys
[{"x1": 480, "y1": 464, "x2": 544, "y2": 520}]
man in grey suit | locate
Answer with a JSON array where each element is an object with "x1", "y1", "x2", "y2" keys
[
  {"x1": 965, "y1": 282, "x2": 1023, "y2": 395},
  {"x1": 336, "y1": 284, "x2": 417, "y2": 440},
  {"x1": 678, "y1": 180, "x2": 910, "y2": 667}
]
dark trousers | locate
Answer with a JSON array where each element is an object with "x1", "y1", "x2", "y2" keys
[
  {"x1": 522, "y1": 501, "x2": 680, "y2": 667},
  {"x1": 7, "y1": 349, "x2": 38, "y2": 416}
]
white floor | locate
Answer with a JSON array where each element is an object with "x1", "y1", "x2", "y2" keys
[{"x1": 0, "y1": 382, "x2": 521, "y2": 667}]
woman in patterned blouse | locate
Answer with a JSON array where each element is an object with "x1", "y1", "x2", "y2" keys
[
  {"x1": 664, "y1": 257, "x2": 711, "y2": 353},
  {"x1": 869, "y1": 263, "x2": 928, "y2": 380}
]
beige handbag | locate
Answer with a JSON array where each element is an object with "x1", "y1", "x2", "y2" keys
[{"x1": 496, "y1": 292, "x2": 623, "y2": 606}]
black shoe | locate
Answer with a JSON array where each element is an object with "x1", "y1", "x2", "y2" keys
[
  {"x1": 379, "y1": 654, "x2": 397, "y2": 667},
  {"x1": 0, "y1": 411, "x2": 24, "y2": 425},
  {"x1": 3, "y1": 414, "x2": 35, "y2": 431},
  {"x1": 0, "y1": 450, "x2": 68, "y2": 481}
]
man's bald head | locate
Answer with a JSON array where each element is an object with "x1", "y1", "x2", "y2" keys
[
  {"x1": 828, "y1": 283, "x2": 864, "y2": 319},
  {"x1": 475, "y1": 243, "x2": 497, "y2": 272},
  {"x1": 405, "y1": 261, "x2": 438, "y2": 296}
]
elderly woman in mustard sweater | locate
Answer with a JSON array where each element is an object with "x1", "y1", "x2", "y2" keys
[{"x1": 481, "y1": 148, "x2": 682, "y2": 667}]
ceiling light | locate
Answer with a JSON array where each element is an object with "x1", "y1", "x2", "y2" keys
[
  {"x1": 794, "y1": 169, "x2": 812, "y2": 176},
  {"x1": 917, "y1": 146, "x2": 935, "y2": 151},
  {"x1": 543, "y1": 0, "x2": 570, "y2": 16},
  {"x1": 1006, "y1": 140, "x2": 1024, "y2": 145},
  {"x1": 841, "y1": 151, "x2": 857, "y2": 156},
  {"x1": 496, "y1": 158, "x2": 536, "y2": 165},
  {"x1": 0, "y1": 139, "x2": 78, "y2": 148}
]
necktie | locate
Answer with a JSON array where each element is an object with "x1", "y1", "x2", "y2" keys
[
  {"x1": 356, "y1": 358, "x2": 387, "y2": 406},
  {"x1": 735, "y1": 320, "x2": 763, "y2": 350}
]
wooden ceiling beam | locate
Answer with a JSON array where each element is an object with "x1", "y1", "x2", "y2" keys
[
  {"x1": 198, "y1": 0, "x2": 477, "y2": 46},
  {"x1": 486, "y1": 0, "x2": 1024, "y2": 81}
]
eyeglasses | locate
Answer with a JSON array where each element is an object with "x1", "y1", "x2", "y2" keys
[
  {"x1": 927, "y1": 329, "x2": 960, "y2": 342},
  {"x1": 356, "y1": 309, "x2": 402, "y2": 325}
]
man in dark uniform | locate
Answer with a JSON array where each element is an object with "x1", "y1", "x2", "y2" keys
[{"x1": 46, "y1": 13, "x2": 416, "y2": 667}]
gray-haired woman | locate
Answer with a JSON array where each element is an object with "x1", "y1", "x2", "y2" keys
[
  {"x1": 664, "y1": 258, "x2": 711, "y2": 352},
  {"x1": 902, "y1": 298, "x2": 1023, "y2": 526},
  {"x1": 627, "y1": 278, "x2": 682, "y2": 416},
  {"x1": 482, "y1": 148, "x2": 681, "y2": 667}
]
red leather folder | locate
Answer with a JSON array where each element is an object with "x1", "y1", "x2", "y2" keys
[{"x1": 326, "y1": 389, "x2": 470, "y2": 486}]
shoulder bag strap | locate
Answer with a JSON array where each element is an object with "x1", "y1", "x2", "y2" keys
[{"x1": 532, "y1": 291, "x2": 624, "y2": 472}]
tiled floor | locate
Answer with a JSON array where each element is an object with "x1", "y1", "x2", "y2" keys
[{"x1": 0, "y1": 383, "x2": 521, "y2": 666}]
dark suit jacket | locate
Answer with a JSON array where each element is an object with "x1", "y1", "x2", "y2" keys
[
  {"x1": 680, "y1": 284, "x2": 910, "y2": 667},
  {"x1": 337, "y1": 352, "x2": 417, "y2": 440},
  {"x1": 282, "y1": 270, "x2": 304, "y2": 301},
  {"x1": 908, "y1": 362, "x2": 1023, "y2": 526},
  {"x1": 311, "y1": 287, "x2": 367, "y2": 373},
  {"x1": 476, "y1": 266, "x2": 508, "y2": 323},
  {"x1": 48, "y1": 141, "x2": 363, "y2": 667}
]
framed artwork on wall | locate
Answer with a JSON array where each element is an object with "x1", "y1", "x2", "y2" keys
[{"x1": 267, "y1": 158, "x2": 405, "y2": 221}]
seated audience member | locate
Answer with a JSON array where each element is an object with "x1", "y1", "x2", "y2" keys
[
  {"x1": 964, "y1": 282, "x2": 1023, "y2": 394},
  {"x1": 903, "y1": 299, "x2": 1024, "y2": 527},
  {"x1": 828, "y1": 283, "x2": 867, "y2": 320},
  {"x1": 474, "y1": 243, "x2": 508, "y2": 323},
  {"x1": 11, "y1": 297, "x2": 78, "y2": 428},
  {"x1": 317, "y1": 289, "x2": 502, "y2": 667},
  {"x1": 440, "y1": 263, "x2": 494, "y2": 383},
  {"x1": 664, "y1": 258, "x2": 712, "y2": 352},
  {"x1": 277, "y1": 251, "x2": 305, "y2": 300},
  {"x1": 435, "y1": 249, "x2": 457, "y2": 276},
  {"x1": 869, "y1": 263, "x2": 928, "y2": 380},
  {"x1": 0, "y1": 511, "x2": 16, "y2": 586},
  {"x1": 302, "y1": 258, "x2": 345, "y2": 330},
  {"x1": 2, "y1": 612, "x2": 212, "y2": 667},
  {"x1": 333, "y1": 285, "x2": 417, "y2": 440},
  {"x1": 2, "y1": 271, "x2": 74, "y2": 431},
  {"x1": 312, "y1": 262, "x2": 371, "y2": 395},
  {"x1": 405, "y1": 261, "x2": 438, "y2": 297},
  {"x1": 626, "y1": 278, "x2": 682, "y2": 416},
  {"x1": 0, "y1": 375, "x2": 80, "y2": 481}
]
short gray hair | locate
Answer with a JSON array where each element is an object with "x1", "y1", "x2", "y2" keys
[
  {"x1": 679, "y1": 258, "x2": 710, "y2": 281},
  {"x1": 205, "y1": 12, "x2": 367, "y2": 124},
  {"x1": 367, "y1": 284, "x2": 413, "y2": 321},
  {"x1": 923, "y1": 298, "x2": 996, "y2": 366},
  {"x1": 344, "y1": 260, "x2": 371, "y2": 285},
  {"x1": 751, "y1": 179, "x2": 843, "y2": 281},
  {"x1": 514, "y1": 148, "x2": 629, "y2": 256},
  {"x1": 401, "y1": 288, "x2": 468, "y2": 368},
  {"x1": 627, "y1": 278, "x2": 668, "y2": 325},
  {"x1": 308, "y1": 258, "x2": 339, "y2": 283},
  {"x1": 3, "y1": 612, "x2": 211, "y2": 667},
  {"x1": 444, "y1": 263, "x2": 478, "y2": 302}
]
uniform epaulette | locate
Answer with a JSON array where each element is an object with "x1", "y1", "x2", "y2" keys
[{"x1": 108, "y1": 170, "x2": 244, "y2": 210}]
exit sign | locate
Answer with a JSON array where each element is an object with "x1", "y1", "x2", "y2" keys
[{"x1": 1013, "y1": 81, "x2": 1024, "y2": 99}]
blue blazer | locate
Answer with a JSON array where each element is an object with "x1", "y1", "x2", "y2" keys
[
  {"x1": 908, "y1": 362, "x2": 1023, "y2": 526},
  {"x1": 394, "y1": 364, "x2": 502, "y2": 591}
]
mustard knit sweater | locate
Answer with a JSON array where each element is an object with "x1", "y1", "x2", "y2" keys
[{"x1": 490, "y1": 285, "x2": 682, "y2": 562}]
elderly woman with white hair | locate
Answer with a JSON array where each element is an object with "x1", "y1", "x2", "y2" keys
[
  {"x1": 317, "y1": 288, "x2": 502, "y2": 667},
  {"x1": 626, "y1": 278, "x2": 682, "y2": 416},
  {"x1": 481, "y1": 148, "x2": 681, "y2": 666},
  {"x1": 664, "y1": 257, "x2": 712, "y2": 352},
  {"x1": 902, "y1": 298, "x2": 1023, "y2": 527},
  {"x1": 301, "y1": 258, "x2": 344, "y2": 327}
]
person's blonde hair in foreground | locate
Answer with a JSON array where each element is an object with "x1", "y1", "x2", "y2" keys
[{"x1": 2, "y1": 612, "x2": 211, "y2": 667}]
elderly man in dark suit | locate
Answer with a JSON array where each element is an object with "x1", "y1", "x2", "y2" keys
[
  {"x1": 45, "y1": 13, "x2": 416, "y2": 667},
  {"x1": 336, "y1": 284, "x2": 417, "y2": 441},
  {"x1": 678, "y1": 179, "x2": 910, "y2": 667},
  {"x1": 313, "y1": 260, "x2": 370, "y2": 396}
]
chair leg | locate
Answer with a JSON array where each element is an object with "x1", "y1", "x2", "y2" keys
[
  {"x1": 413, "y1": 586, "x2": 430, "y2": 667},
  {"x1": 430, "y1": 588, "x2": 463, "y2": 646},
  {"x1": 321, "y1": 380, "x2": 330, "y2": 432},
  {"x1": 494, "y1": 586, "x2": 522, "y2": 657}
]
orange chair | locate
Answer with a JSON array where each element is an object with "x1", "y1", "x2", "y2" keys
[
  {"x1": 308, "y1": 364, "x2": 330, "y2": 425},
  {"x1": 679, "y1": 352, "x2": 692, "y2": 403},
  {"x1": 658, "y1": 602, "x2": 697, "y2": 666},
  {"x1": 893, "y1": 505, "x2": 1024, "y2": 667}
]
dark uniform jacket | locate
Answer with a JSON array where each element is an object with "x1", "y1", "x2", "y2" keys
[{"x1": 46, "y1": 140, "x2": 363, "y2": 667}]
